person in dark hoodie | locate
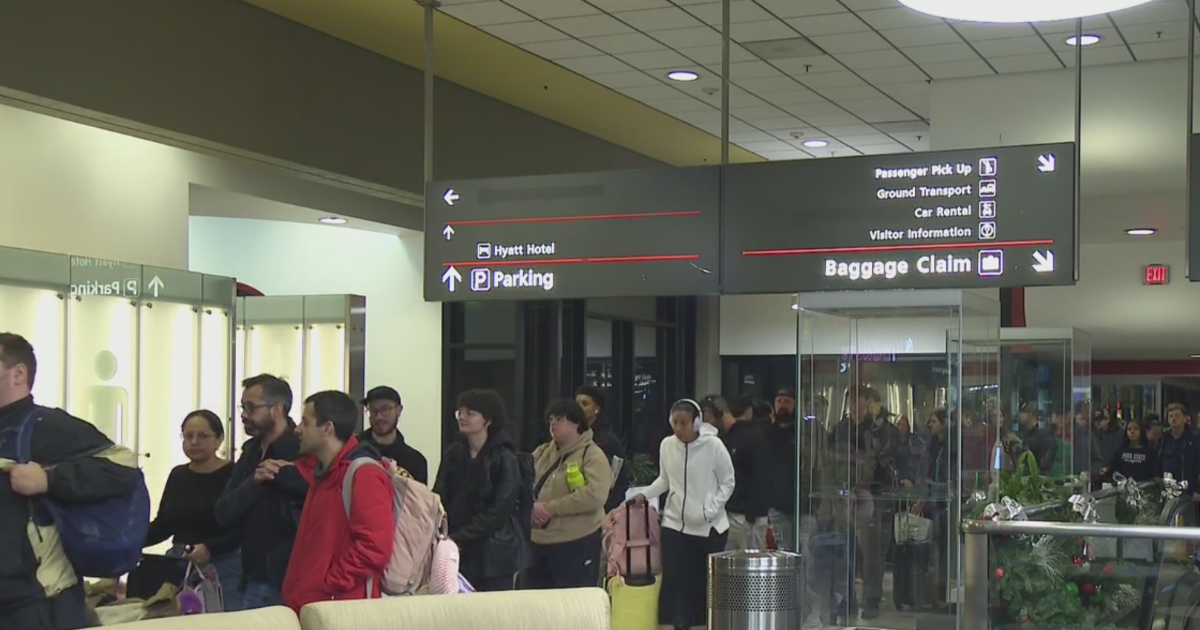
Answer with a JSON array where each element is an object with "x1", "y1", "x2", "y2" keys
[
  {"x1": 0, "y1": 333, "x2": 140, "y2": 630},
  {"x1": 767, "y1": 388, "x2": 800, "y2": 551},
  {"x1": 708, "y1": 395, "x2": 772, "y2": 550},
  {"x1": 215, "y1": 374, "x2": 309, "y2": 610},
  {"x1": 574, "y1": 386, "x2": 627, "y2": 513},
  {"x1": 434, "y1": 389, "x2": 524, "y2": 592},
  {"x1": 1159, "y1": 403, "x2": 1200, "y2": 510},
  {"x1": 282, "y1": 391, "x2": 394, "y2": 611},
  {"x1": 1102, "y1": 418, "x2": 1160, "y2": 482},
  {"x1": 1094, "y1": 412, "x2": 1126, "y2": 475},
  {"x1": 358, "y1": 386, "x2": 428, "y2": 484},
  {"x1": 1018, "y1": 402, "x2": 1057, "y2": 474}
]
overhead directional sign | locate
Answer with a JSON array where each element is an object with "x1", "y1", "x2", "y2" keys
[
  {"x1": 721, "y1": 142, "x2": 1076, "y2": 293},
  {"x1": 424, "y1": 167, "x2": 720, "y2": 301}
]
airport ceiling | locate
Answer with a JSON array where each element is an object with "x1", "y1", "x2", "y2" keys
[{"x1": 243, "y1": 0, "x2": 1194, "y2": 162}]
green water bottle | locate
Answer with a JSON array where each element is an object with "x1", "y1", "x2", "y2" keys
[{"x1": 565, "y1": 461, "x2": 586, "y2": 492}]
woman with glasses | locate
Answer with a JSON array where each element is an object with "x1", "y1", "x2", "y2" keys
[{"x1": 144, "y1": 410, "x2": 243, "y2": 610}]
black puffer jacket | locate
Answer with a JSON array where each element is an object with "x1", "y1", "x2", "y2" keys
[{"x1": 434, "y1": 432, "x2": 524, "y2": 581}]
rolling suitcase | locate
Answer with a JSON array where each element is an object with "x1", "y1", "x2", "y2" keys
[
  {"x1": 607, "y1": 501, "x2": 661, "y2": 630},
  {"x1": 893, "y1": 540, "x2": 933, "y2": 610}
]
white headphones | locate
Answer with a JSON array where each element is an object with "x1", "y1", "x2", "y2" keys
[{"x1": 670, "y1": 398, "x2": 704, "y2": 430}]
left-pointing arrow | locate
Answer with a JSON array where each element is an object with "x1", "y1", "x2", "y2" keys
[
  {"x1": 442, "y1": 266, "x2": 462, "y2": 292},
  {"x1": 443, "y1": 189, "x2": 460, "y2": 206},
  {"x1": 443, "y1": 225, "x2": 455, "y2": 241}
]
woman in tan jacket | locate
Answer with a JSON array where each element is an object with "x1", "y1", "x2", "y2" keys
[{"x1": 525, "y1": 398, "x2": 614, "y2": 589}]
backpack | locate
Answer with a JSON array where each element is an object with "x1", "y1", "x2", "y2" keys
[
  {"x1": 602, "y1": 501, "x2": 662, "y2": 585},
  {"x1": 17, "y1": 409, "x2": 150, "y2": 578},
  {"x1": 342, "y1": 457, "x2": 446, "y2": 596}
]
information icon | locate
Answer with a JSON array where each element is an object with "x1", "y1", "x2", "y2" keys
[
  {"x1": 978, "y1": 250, "x2": 1004, "y2": 277},
  {"x1": 978, "y1": 221, "x2": 996, "y2": 240},
  {"x1": 979, "y1": 201, "x2": 996, "y2": 219},
  {"x1": 979, "y1": 157, "x2": 998, "y2": 177},
  {"x1": 470, "y1": 268, "x2": 491, "y2": 293}
]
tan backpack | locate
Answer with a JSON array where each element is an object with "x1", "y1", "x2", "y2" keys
[{"x1": 341, "y1": 458, "x2": 447, "y2": 596}]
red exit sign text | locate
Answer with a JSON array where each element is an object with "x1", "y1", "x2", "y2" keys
[{"x1": 1144, "y1": 264, "x2": 1170, "y2": 285}]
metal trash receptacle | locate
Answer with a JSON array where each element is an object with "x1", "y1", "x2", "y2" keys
[{"x1": 707, "y1": 549, "x2": 804, "y2": 630}]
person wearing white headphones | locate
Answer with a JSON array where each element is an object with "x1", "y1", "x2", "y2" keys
[{"x1": 634, "y1": 399, "x2": 736, "y2": 630}]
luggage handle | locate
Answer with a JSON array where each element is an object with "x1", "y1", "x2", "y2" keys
[{"x1": 624, "y1": 500, "x2": 656, "y2": 587}]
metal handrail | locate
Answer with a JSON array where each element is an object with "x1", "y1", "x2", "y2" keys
[{"x1": 1021, "y1": 480, "x2": 1157, "y2": 518}]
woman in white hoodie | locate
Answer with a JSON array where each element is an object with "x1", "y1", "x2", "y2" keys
[{"x1": 635, "y1": 399, "x2": 736, "y2": 630}]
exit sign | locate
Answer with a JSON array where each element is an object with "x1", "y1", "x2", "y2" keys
[{"x1": 1144, "y1": 264, "x2": 1170, "y2": 285}]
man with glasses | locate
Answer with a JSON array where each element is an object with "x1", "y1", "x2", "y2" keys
[
  {"x1": 359, "y1": 386, "x2": 427, "y2": 484},
  {"x1": 214, "y1": 374, "x2": 308, "y2": 610}
]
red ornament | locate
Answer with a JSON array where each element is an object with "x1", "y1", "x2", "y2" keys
[
  {"x1": 993, "y1": 567, "x2": 1006, "y2": 580},
  {"x1": 1073, "y1": 557, "x2": 1083, "y2": 565},
  {"x1": 1081, "y1": 583, "x2": 1097, "y2": 596},
  {"x1": 1103, "y1": 564, "x2": 1115, "y2": 578}
]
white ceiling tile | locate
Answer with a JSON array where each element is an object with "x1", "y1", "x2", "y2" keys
[
  {"x1": 1034, "y1": 16, "x2": 1111, "y2": 34},
  {"x1": 614, "y1": 7, "x2": 705, "y2": 31},
  {"x1": 754, "y1": 116, "x2": 809, "y2": 130},
  {"x1": 856, "y1": 142, "x2": 909, "y2": 155},
  {"x1": 841, "y1": 0, "x2": 897, "y2": 9},
  {"x1": 791, "y1": 70, "x2": 866, "y2": 88},
  {"x1": 676, "y1": 43, "x2": 756, "y2": 64},
  {"x1": 522, "y1": 39, "x2": 602, "y2": 59},
  {"x1": 810, "y1": 32, "x2": 894, "y2": 54},
  {"x1": 838, "y1": 97, "x2": 900, "y2": 113},
  {"x1": 589, "y1": 70, "x2": 663, "y2": 88},
  {"x1": 619, "y1": 84, "x2": 689, "y2": 100},
  {"x1": 756, "y1": 150, "x2": 814, "y2": 161},
  {"x1": 728, "y1": 60, "x2": 786, "y2": 79},
  {"x1": 482, "y1": 21, "x2": 568, "y2": 44},
  {"x1": 920, "y1": 59, "x2": 994, "y2": 79},
  {"x1": 732, "y1": 105, "x2": 790, "y2": 121},
  {"x1": 651, "y1": 26, "x2": 722, "y2": 48},
  {"x1": 972, "y1": 37, "x2": 1050, "y2": 58},
  {"x1": 856, "y1": 64, "x2": 929, "y2": 83},
  {"x1": 503, "y1": 0, "x2": 598, "y2": 19},
  {"x1": 762, "y1": 87, "x2": 827, "y2": 104},
  {"x1": 821, "y1": 123, "x2": 880, "y2": 136},
  {"x1": 879, "y1": 82, "x2": 930, "y2": 97},
  {"x1": 585, "y1": 33, "x2": 667, "y2": 54},
  {"x1": 556, "y1": 55, "x2": 633, "y2": 74},
  {"x1": 785, "y1": 13, "x2": 871, "y2": 36},
  {"x1": 686, "y1": 1, "x2": 775, "y2": 24},
  {"x1": 438, "y1": 0, "x2": 493, "y2": 4},
  {"x1": 902, "y1": 43, "x2": 981, "y2": 64},
  {"x1": 1059, "y1": 46, "x2": 1136, "y2": 67},
  {"x1": 617, "y1": 49, "x2": 696, "y2": 69},
  {"x1": 1109, "y1": 0, "x2": 1191, "y2": 26},
  {"x1": 546, "y1": 14, "x2": 635, "y2": 37},
  {"x1": 1044, "y1": 27, "x2": 1123, "y2": 51},
  {"x1": 768, "y1": 126, "x2": 818, "y2": 140},
  {"x1": 441, "y1": 1, "x2": 529, "y2": 25},
  {"x1": 894, "y1": 96, "x2": 929, "y2": 114},
  {"x1": 856, "y1": 7, "x2": 943, "y2": 30},
  {"x1": 730, "y1": 131, "x2": 779, "y2": 143},
  {"x1": 987, "y1": 53, "x2": 1064, "y2": 73},
  {"x1": 733, "y1": 20, "x2": 800, "y2": 42},
  {"x1": 771, "y1": 55, "x2": 847, "y2": 74},
  {"x1": 949, "y1": 22, "x2": 1037, "y2": 41},
  {"x1": 1130, "y1": 39, "x2": 1189, "y2": 61},
  {"x1": 1120, "y1": 21, "x2": 1191, "y2": 45},
  {"x1": 588, "y1": 0, "x2": 671, "y2": 10},
  {"x1": 819, "y1": 85, "x2": 888, "y2": 100},
  {"x1": 647, "y1": 97, "x2": 715, "y2": 113},
  {"x1": 734, "y1": 75, "x2": 802, "y2": 93},
  {"x1": 782, "y1": 100, "x2": 846, "y2": 116},
  {"x1": 754, "y1": 0, "x2": 847, "y2": 18},
  {"x1": 739, "y1": 140, "x2": 800, "y2": 153},
  {"x1": 882, "y1": 24, "x2": 964, "y2": 47},
  {"x1": 730, "y1": 89, "x2": 771, "y2": 108},
  {"x1": 836, "y1": 132, "x2": 894, "y2": 145},
  {"x1": 694, "y1": 122, "x2": 723, "y2": 134},
  {"x1": 802, "y1": 112, "x2": 863, "y2": 126},
  {"x1": 673, "y1": 109, "x2": 722, "y2": 125},
  {"x1": 859, "y1": 108, "x2": 919, "y2": 123},
  {"x1": 835, "y1": 49, "x2": 912, "y2": 69}
]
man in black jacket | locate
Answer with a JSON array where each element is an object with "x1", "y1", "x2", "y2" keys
[
  {"x1": 708, "y1": 395, "x2": 772, "y2": 551},
  {"x1": 359, "y1": 386, "x2": 428, "y2": 484},
  {"x1": 766, "y1": 388, "x2": 800, "y2": 551},
  {"x1": 215, "y1": 374, "x2": 308, "y2": 609},
  {"x1": 0, "y1": 333, "x2": 140, "y2": 630},
  {"x1": 574, "y1": 386, "x2": 627, "y2": 513}
]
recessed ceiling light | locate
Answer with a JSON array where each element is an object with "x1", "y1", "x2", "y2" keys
[
  {"x1": 1125, "y1": 228, "x2": 1156, "y2": 236},
  {"x1": 803, "y1": 139, "x2": 829, "y2": 148},
  {"x1": 1065, "y1": 34, "x2": 1102, "y2": 47},
  {"x1": 666, "y1": 70, "x2": 699, "y2": 82},
  {"x1": 318, "y1": 217, "x2": 347, "y2": 225},
  {"x1": 1190, "y1": 354, "x2": 1200, "y2": 360},
  {"x1": 897, "y1": 0, "x2": 1154, "y2": 23}
]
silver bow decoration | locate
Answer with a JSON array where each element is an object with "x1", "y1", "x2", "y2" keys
[
  {"x1": 1112, "y1": 472, "x2": 1144, "y2": 508},
  {"x1": 1069, "y1": 493, "x2": 1098, "y2": 523},
  {"x1": 1163, "y1": 473, "x2": 1189, "y2": 502},
  {"x1": 983, "y1": 496, "x2": 1027, "y2": 521}
]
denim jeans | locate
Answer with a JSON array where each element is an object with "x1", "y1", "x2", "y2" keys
[
  {"x1": 210, "y1": 553, "x2": 244, "y2": 612},
  {"x1": 241, "y1": 580, "x2": 283, "y2": 610}
]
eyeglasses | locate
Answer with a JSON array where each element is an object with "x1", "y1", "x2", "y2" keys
[
  {"x1": 368, "y1": 404, "x2": 399, "y2": 417},
  {"x1": 240, "y1": 401, "x2": 274, "y2": 413}
]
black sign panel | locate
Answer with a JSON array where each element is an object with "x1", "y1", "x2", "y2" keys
[
  {"x1": 1190, "y1": 134, "x2": 1200, "y2": 281},
  {"x1": 424, "y1": 168, "x2": 720, "y2": 301},
  {"x1": 722, "y1": 143, "x2": 1076, "y2": 294}
]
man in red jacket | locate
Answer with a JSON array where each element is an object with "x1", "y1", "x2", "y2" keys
[{"x1": 280, "y1": 391, "x2": 395, "y2": 612}]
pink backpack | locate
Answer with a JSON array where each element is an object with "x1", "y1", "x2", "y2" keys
[
  {"x1": 342, "y1": 458, "x2": 446, "y2": 596},
  {"x1": 603, "y1": 501, "x2": 662, "y2": 583}
]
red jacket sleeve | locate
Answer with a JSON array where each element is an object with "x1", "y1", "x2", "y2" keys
[{"x1": 325, "y1": 465, "x2": 396, "y2": 594}]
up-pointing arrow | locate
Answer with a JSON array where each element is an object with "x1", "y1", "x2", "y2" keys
[
  {"x1": 1037, "y1": 154, "x2": 1056, "y2": 173},
  {"x1": 441, "y1": 266, "x2": 462, "y2": 292},
  {"x1": 147, "y1": 276, "x2": 165, "y2": 297},
  {"x1": 443, "y1": 225, "x2": 455, "y2": 241}
]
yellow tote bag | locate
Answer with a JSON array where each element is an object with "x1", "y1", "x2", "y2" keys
[{"x1": 608, "y1": 574, "x2": 660, "y2": 630}]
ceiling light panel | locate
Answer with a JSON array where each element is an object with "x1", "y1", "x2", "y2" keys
[{"x1": 897, "y1": 0, "x2": 1156, "y2": 23}]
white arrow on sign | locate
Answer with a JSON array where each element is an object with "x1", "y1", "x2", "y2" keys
[
  {"x1": 442, "y1": 225, "x2": 455, "y2": 241},
  {"x1": 441, "y1": 266, "x2": 462, "y2": 292},
  {"x1": 147, "y1": 275, "x2": 165, "y2": 297},
  {"x1": 1032, "y1": 250, "x2": 1055, "y2": 273},
  {"x1": 443, "y1": 189, "x2": 460, "y2": 206},
  {"x1": 1037, "y1": 154, "x2": 1056, "y2": 173}
]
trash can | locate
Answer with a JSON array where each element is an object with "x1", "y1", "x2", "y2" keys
[{"x1": 707, "y1": 550, "x2": 804, "y2": 630}]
